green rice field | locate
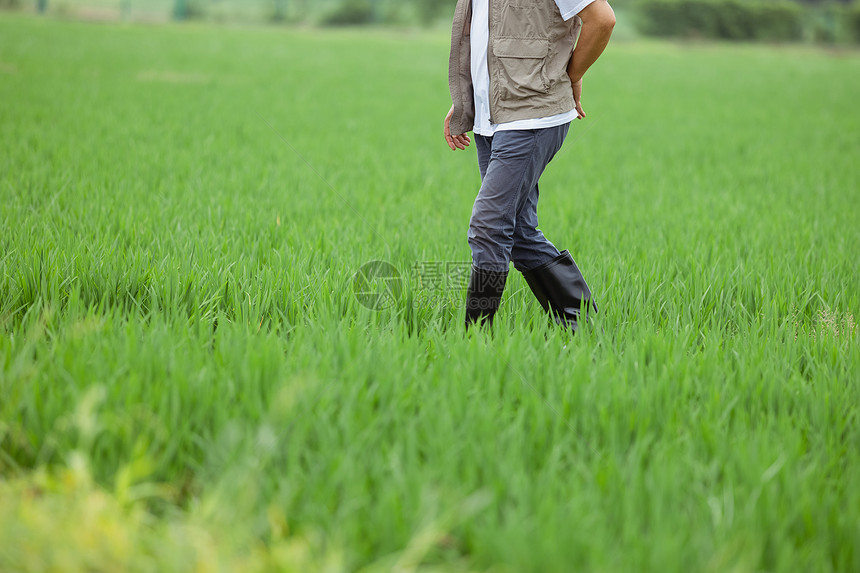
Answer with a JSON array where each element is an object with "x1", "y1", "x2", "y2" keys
[{"x1": 1, "y1": 13, "x2": 859, "y2": 572}]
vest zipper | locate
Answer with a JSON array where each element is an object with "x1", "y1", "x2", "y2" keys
[{"x1": 487, "y1": 0, "x2": 495, "y2": 126}]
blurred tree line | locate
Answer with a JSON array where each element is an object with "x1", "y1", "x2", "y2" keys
[
  {"x1": 3, "y1": 0, "x2": 860, "y2": 43},
  {"x1": 319, "y1": 0, "x2": 457, "y2": 25},
  {"x1": 634, "y1": 0, "x2": 860, "y2": 43},
  {"x1": 0, "y1": 0, "x2": 461, "y2": 26}
]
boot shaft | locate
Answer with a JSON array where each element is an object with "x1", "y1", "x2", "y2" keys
[
  {"x1": 465, "y1": 265, "x2": 508, "y2": 329},
  {"x1": 522, "y1": 250, "x2": 597, "y2": 330}
]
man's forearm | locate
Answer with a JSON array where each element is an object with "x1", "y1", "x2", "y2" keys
[{"x1": 567, "y1": 0, "x2": 616, "y2": 83}]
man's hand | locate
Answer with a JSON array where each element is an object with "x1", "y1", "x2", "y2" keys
[
  {"x1": 572, "y1": 78, "x2": 585, "y2": 119},
  {"x1": 444, "y1": 105, "x2": 471, "y2": 151},
  {"x1": 567, "y1": 0, "x2": 615, "y2": 118}
]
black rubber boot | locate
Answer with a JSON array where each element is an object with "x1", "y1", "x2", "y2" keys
[
  {"x1": 465, "y1": 265, "x2": 508, "y2": 329},
  {"x1": 522, "y1": 250, "x2": 597, "y2": 332}
]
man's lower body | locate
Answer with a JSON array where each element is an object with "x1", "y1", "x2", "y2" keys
[{"x1": 464, "y1": 123, "x2": 597, "y2": 331}]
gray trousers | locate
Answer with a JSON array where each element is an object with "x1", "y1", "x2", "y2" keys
[{"x1": 468, "y1": 123, "x2": 570, "y2": 273}]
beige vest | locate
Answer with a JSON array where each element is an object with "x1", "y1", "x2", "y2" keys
[{"x1": 447, "y1": 0, "x2": 582, "y2": 135}]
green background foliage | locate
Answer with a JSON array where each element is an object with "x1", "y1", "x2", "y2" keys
[
  {"x1": 4, "y1": 0, "x2": 860, "y2": 43},
  {"x1": 634, "y1": 0, "x2": 804, "y2": 41}
]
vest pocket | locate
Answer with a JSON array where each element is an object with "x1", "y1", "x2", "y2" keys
[{"x1": 491, "y1": 37, "x2": 550, "y2": 101}]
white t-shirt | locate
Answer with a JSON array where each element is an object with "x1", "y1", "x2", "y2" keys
[{"x1": 470, "y1": 0, "x2": 596, "y2": 136}]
